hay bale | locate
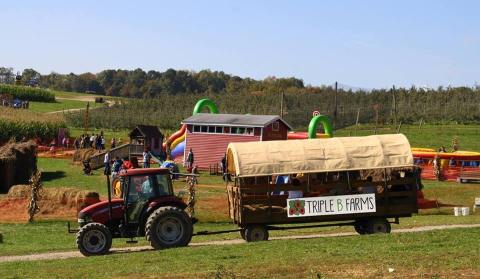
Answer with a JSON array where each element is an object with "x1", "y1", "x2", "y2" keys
[
  {"x1": 72, "y1": 149, "x2": 83, "y2": 162},
  {"x1": 7, "y1": 185, "x2": 100, "y2": 211},
  {"x1": 76, "y1": 191, "x2": 101, "y2": 211},
  {"x1": 0, "y1": 140, "x2": 37, "y2": 193},
  {"x1": 0, "y1": 159, "x2": 15, "y2": 193},
  {"x1": 72, "y1": 149, "x2": 96, "y2": 163},
  {"x1": 6, "y1": 184, "x2": 31, "y2": 198}
]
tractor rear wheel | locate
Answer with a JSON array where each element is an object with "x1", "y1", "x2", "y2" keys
[
  {"x1": 145, "y1": 206, "x2": 193, "y2": 249},
  {"x1": 76, "y1": 223, "x2": 112, "y2": 256},
  {"x1": 244, "y1": 225, "x2": 269, "y2": 242}
]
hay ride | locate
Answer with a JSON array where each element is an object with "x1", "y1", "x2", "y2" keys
[
  {"x1": 70, "y1": 168, "x2": 197, "y2": 256},
  {"x1": 225, "y1": 134, "x2": 420, "y2": 241}
]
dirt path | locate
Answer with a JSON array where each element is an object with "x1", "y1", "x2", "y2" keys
[
  {"x1": 1, "y1": 223, "x2": 479, "y2": 263},
  {"x1": 45, "y1": 96, "x2": 115, "y2": 114}
]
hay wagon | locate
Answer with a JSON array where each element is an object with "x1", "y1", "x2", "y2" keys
[{"x1": 225, "y1": 134, "x2": 420, "y2": 241}]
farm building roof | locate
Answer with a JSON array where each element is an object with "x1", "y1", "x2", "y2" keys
[
  {"x1": 129, "y1": 125, "x2": 163, "y2": 139},
  {"x1": 227, "y1": 134, "x2": 414, "y2": 177},
  {"x1": 182, "y1": 113, "x2": 292, "y2": 129}
]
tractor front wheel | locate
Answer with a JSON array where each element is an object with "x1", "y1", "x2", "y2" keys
[
  {"x1": 76, "y1": 223, "x2": 112, "y2": 256},
  {"x1": 145, "y1": 206, "x2": 193, "y2": 249}
]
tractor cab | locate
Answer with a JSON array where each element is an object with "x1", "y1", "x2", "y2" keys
[{"x1": 118, "y1": 168, "x2": 178, "y2": 232}]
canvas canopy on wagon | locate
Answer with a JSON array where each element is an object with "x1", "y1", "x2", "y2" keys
[{"x1": 226, "y1": 134, "x2": 414, "y2": 178}]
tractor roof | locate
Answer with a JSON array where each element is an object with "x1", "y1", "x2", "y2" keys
[{"x1": 118, "y1": 167, "x2": 170, "y2": 177}]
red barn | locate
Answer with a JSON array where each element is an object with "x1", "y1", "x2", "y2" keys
[{"x1": 182, "y1": 113, "x2": 292, "y2": 169}]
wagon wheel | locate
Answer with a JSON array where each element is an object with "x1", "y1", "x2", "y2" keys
[
  {"x1": 240, "y1": 228, "x2": 246, "y2": 240},
  {"x1": 244, "y1": 225, "x2": 269, "y2": 242},
  {"x1": 366, "y1": 218, "x2": 391, "y2": 234},
  {"x1": 354, "y1": 220, "x2": 369, "y2": 235}
]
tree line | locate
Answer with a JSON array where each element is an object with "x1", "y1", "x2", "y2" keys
[
  {"x1": 3, "y1": 67, "x2": 305, "y2": 97},
  {"x1": 2, "y1": 66, "x2": 479, "y2": 130}
]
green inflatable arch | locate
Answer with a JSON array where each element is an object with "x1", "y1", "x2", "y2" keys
[
  {"x1": 308, "y1": 115, "x2": 333, "y2": 139},
  {"x1": 193, "y1": 99, "x2": 219, "y2": 115}
]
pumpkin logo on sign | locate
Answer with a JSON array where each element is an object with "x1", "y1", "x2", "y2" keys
[{"x1": 288, "y1": 200, "x2": 305, "y2": 216}]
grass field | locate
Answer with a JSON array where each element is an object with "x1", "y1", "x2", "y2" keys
[
  {"x1": 50, "y1": 89, "x2": 122, "y2": 102},
  {"x1": 0, "y1": 227, "x2": 479, "y2": 278},
  {"x1": 29, "y1": 99, "x2": 100, "y2": 113},
  {"x1": 38, "y1": 158, "x2": 106, "y2": 193}
]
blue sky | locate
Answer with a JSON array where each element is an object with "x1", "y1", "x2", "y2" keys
[{"x1": 1, "y1": 0, "x2": 479, "y2": 88}]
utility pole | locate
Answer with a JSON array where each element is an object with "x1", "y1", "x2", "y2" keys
[
  {"x1": 392, "y1": 85, "x2": 397, "y2": 127},
  {"x1": 354, "y1": 108, "x2": 360, "y2": 136},
  {"x1": 334, "y1": 82, "x2": 338, "y2": 129},
  {"x1": 280, "y1": 92, "x2": 284, "y2": 118},
  {"x1": 83, "y1": 102, "x2": 90, "y2": 135}
]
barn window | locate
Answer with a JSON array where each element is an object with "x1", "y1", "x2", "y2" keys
[
  {"x1": 193, "y1": 125, "x2": 200, "y2": 133},
  {"x1": 208, "y1": 126, "x2": 215, "y2": 133},
  {"x1": 272, "y1": 121, "x2": 279, "y2": 131},
  {"x1": 246, "y1": 128, "x2": 254, "y2": 135},
  {"x1": 201, "y1": 126, "x2": 208, "y2": 133},
  {"x1": 215, "y1": 126, "x2": 223, "y2": 133},
  {"x1": 231, "y1": 127, "x2": 238, "y2": 134},
  {"x1": 238, "y1": 127, "x2": 245, "y2": 134}
]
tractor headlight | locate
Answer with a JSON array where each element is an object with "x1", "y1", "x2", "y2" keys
[{"x1": 77, "y1": 213, "x2": 92, "y2": 227}]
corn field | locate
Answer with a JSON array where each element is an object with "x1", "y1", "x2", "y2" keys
[
  {"x1": 0, "y1": 108, "x2": 66, "y2": 142},
  {"x1": 0, "y1": 84, "x2": 55, "y2": 102}
]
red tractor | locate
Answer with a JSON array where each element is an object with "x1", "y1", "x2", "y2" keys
[{"x1": 73, "y1": 168, "x2": 196, "y2": 256}]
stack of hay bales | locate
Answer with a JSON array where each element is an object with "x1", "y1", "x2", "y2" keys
[
  {"x1": 7, "y1": 185, "x2": 100, "y2": 212},
  {"x1": 0, "y1": 140, "x2": 37, "y2": 193}
]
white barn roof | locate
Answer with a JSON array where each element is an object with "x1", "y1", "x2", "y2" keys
[
  {"x1": 182, "y1": 113, "x2": 292, "y2": 129},
  {"x1": 227, "y1": 134, "x2": 413, "y2": 177}
]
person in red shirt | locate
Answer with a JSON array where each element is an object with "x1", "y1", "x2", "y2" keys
[{"x1": 122, "y1": 157, "x2": 133, "y2": 170}]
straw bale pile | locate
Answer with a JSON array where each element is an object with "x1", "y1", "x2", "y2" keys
[
  {"x1": 7, "y1": 185, "x2": 100, "y2": 212},
  {"x1": 0, "y1": 140, "x2": 37, "y2": 193},
  {"x1": 72, "y1": 149, "x2": 96, "y2": 163}
]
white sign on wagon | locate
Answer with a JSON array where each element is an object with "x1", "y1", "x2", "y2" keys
[{"x1": 287, "y1": 193, "x2": 376, "y2": 217}]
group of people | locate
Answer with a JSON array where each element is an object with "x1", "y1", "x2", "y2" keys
[
  {"x1": 73, "y1": 134, "x2": 119, "y2": 150},
  {"x1": 99, "y1": 147, "x2": 153, "y2": 177}
]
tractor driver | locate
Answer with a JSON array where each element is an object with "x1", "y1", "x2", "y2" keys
[
  {"x1": 140, "y1": 176, "x2": 155, "y2": 198},
  {"x1": 128, "y1": 176, "x2": 156, "y2": 222}
]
